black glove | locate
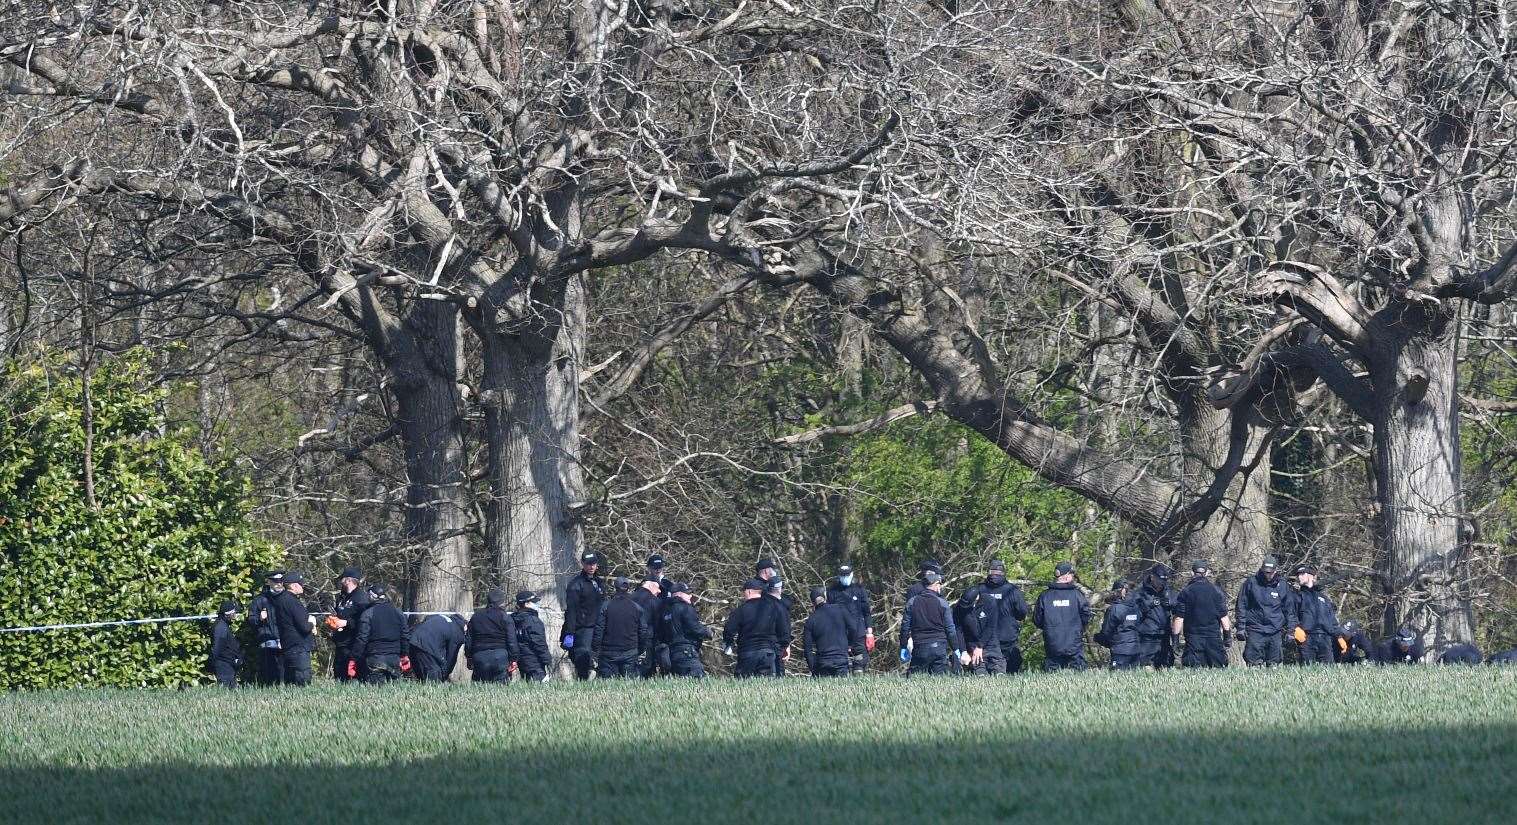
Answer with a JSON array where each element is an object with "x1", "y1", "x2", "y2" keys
[{"x1": 1235, "y1": 629, "x2": 1247, "y2": 642}]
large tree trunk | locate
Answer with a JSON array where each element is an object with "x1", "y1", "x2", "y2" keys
[
  {"x1": 1177, "y1": 400, "x2": 1273, "y2": 576},
  {"x1": 1367, "y1": 317, "x2": 1475, "y2": 655},
  {"x1": 479, "y1": 276, "x2": 587, "y2": 655}
]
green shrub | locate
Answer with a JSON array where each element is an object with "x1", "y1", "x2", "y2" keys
[{"x1": 0, "y1": 354, "x2": 282, "y2": 688}]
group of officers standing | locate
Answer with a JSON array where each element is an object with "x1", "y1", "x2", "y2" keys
[{"x1": 209, "y1": 551, "x2": 1517, "y2": 686}]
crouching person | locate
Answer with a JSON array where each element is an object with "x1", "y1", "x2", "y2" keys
[
  {"x1": 355, "y1": 584, "x2": 409, "y2": 684},
  {"x1": 209, "y1": 600, "x2": 244, "y2": 688},
  {"x1": 409, "y1": 612, "x2": 465, "y2": 682},
  {"x1": 511, "y1": 592, "x2": 553, "y2": 682}
]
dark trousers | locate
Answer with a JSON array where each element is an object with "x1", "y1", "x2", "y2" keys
[
  {"x1": 472, "y1": 648, "x2": 511, "y2": 683},
  {"x1": 518, "y1": 661, "x2": 546, "y2": 682},
  {"x1": 364, "y1": 654, "x2": 402, "y2": 684},
  {"x1": 280, "y1": 648, "x2": 312, "y2": 686},
  {"x1": 848, "y1": 651, "x2": 868, "y2": 674},
  {"x1": 1110, "y1": 651, "x2": 1143, "y2": 670},
  {"x1": 811, "y1": 657, "x2": 850, "y2": 677},
  {"x1": 907, "y1": 639, "x2": 949, "y2": 676},
  {"x1": 257, "y1": 646, "x2": 283, "y2": 685},
  {"x1": 735, "y1": 648, "x2": 777, "y2": 677},
  {"x1": 598, "y1": 650, "x2": 640, "y2": 678},
  {"x1": 643, "y1": 644, "x2": 669, "y2": 678},
  {"x1": 1138, "y1": 637, "x2": 1166, "y2": 668},
  {"x1": 333, "y1": 647, "x2": 363, "y2": 682},
  {"x1": 1043, "y1": 650, "x2": 1087, "y2": 672},
  {"x1": 1243, "y1": 630, "x2": 1283, "y2": 666},
  {"x1": 568, "y1": 627, "x2": 595, "y2": 680},
  {"x1": 1183, "y1": 633, "x2": 1227, "y2": 668},
  {"x1": 668, "y1": 645, "x2": 704, "y2": 678},
  {"x1": 213, "y1": 661, "x2": 238, "y2": 688},
  {"x1": 1300, "y1": 633, "x2": 1336, "y2": 665},
  {"x1": 409, "y1": 647, "x2": 447, "y2": 682},
  {"x1": 972, "y1": 641, "x2": 1007, "y2": 675}
]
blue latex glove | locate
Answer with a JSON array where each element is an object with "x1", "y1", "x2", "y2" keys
[
  {"x1": 561, "y1": 633, "x2": 575, "y2": 651},
  {"x1": 899, "y1": 647, "x2": 910, "y2": 663}
]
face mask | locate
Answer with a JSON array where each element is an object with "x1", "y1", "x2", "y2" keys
[
  {"x1": 987, "y1": 573, "x2": 1005, "y2": 585},
  {"x1": 839, "y1": 575, "x2": 853, "y2": 587}
]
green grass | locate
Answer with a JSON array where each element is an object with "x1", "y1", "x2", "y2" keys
[{"x1": 1, "y1": 668, "x2": 1514, "y2": 824}]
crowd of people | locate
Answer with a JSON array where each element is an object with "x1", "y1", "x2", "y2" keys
[{"x1": 207, "y1": 552, "x2": 1517, "y2": 687}]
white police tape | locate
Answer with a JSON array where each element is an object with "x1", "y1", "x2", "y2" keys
[{"x1": 0, "y1": 609, "x2": 525, "y2": 634}]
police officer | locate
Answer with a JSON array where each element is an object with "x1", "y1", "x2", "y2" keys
[
  {"x1": 595, "y1": 577, "x2": 651, "y2": 678},
  {"x1": 900, "y1": 571, "x2": 962, "y2": 676},
  {"x1": 273, "y1": 571, "x2": 316, "y2": 685},
  {"x1": 1375, "y1": 626, "x2": 1424, "y2": 664},
  {"x1": 1235, "y1": 556, "x2": 1290, "y2": 666},
  {"x1": 208, "y1": 600, "x2": 243, "y2": 688},
  {"x1": 1134, "y1": 564, "x2": 1176, "y2": 668},
  {"x1": 983, "y1": 560, "x2": 1030, "y2": 674},
  {"x1": 1335, "y1": 620, "x2": 1373, "y2": 664},
  {"x1": 1033, "y1": 561, "x2": 1092, "y2": 671},
  {"x1": 1096, "y1": 580, "x2": 1142, "y2": 670},
  {"x1": 1487, "y1": 647, "x2": 1517, "y2": 665},
  {"x1": 409, "y1": 612, "x2": 466, "y2": 682},
  {"x1": 562, "y1": 551, "x2": 606, "y2": 681},
  {"x1": 248, "y1": 571, "x2": 285, "y2": 685},
  {"x1": 904, "y1": 559, "x2": 942, "y2": 603},
  {"x1": 804, "y1": 586, "x2": 862, "y2": 677},
  {"x1": 657, "y1": 582, "x2": 711, "y2": 677},
  {"x1": 632, "y1": 576, "x2": 663, "y2": 678},
  {"x1": 1440, "y1": 643, "x2": 1482, "y2": 665},
  {"x1": 645, "y1": 553, "x2": 674, "y2": 598},
  {"x1": 1289, "y1": 564, "x2": 1339, "y2": 665},
  {"x1": 1171, "y1": 560, "x2": 1230, "y2": 668},
  {"x1": 955, "y1": 566, "x2": 1000, "y2": 675},
  {"x1": 354, "y1": 584, "x2": 408, "y2": 684},
  {"x1": 329, "y1": 566, "x2": 372, "y2": 682},
  {"x1": 511, "y1": 592, "x2": 553, "y2": 682},
  {"x1": 722, "y1": 579, "x2": 791, "y2": 677},
  {"x1": 826, "y1": 563, "x2": 874, "y2": 673},
  {"x1": 466, "y1": 588, "x2": 520, "y2": 683}
]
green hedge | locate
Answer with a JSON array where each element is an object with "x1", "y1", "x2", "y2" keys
[{"x1": 0, "y1": 354, "x2": 281, "y2": 688}]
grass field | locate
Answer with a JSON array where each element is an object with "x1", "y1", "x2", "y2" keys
[{"x1": 1, "y1": 668, "x2": 1514, "y2": 824}]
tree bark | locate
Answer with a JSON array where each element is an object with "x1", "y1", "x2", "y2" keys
[
  {"x1": 1367, "y1": 314, "x2": 1475, "y2": 654},
  {"x1": 1177, "y1": 399, "x2": 1273, "y2": 576}
]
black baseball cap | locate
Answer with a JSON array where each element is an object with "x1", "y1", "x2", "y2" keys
[
  {"x1": 264, "y1": 570, "x2": 285, "y2": 582},
  {"x1": 1396, "y1": 627, "x2": 1417, "y2": 644},
  {"x1": 1149, "y1": 563, "x2": 1173, "y2": 581},
  {"x1": 1294, "y1": 563, "x2": 1317, "y2": 576},
  {"x1": 1260, "y1": 556, "x2": 1278, "y2": 571},
  {"x1": 283, "y1": 571, "x2": 305, "y2": 585},
  {"x1": 1190, "y1": 560, "x2": 1210, "y2": 574},
  {"x1": 614, "y1": 576, "x2": 633, "y2": 591},
  {"x1": 1110, "y1": 578, "x2": 1129, "y2": 592},
  {"x1": 919, "y1": 559, "x2": 942, "y2": 573},
  {"x1": 742, "y1": 578, "x2": 766, "y2": 591},
  {"x1": 989, "y1": 560, "x2": 1006, "y2": 573},
  {"x1": 218, "y1": 599, "x2": 241, "y2": 615},
  {"x1": 755, "y1": 558, "x2": 777, "y2": 574},
  {"x1": 515, "y1": 590, "x2": 537, "y2": 605},
  {"x1": 837, "y1": 564, "x2": 853, "y2": 575},
  {"x1": 923, "y1": 571, "x2": 943, "y2": 585},
  {"x1": 809, "y1": 586, "x2": 827, "y2": 603},
  {"x1": 366, "y1": 583, "x2": 388, "y2": 600},
  {"x1": 671, "y1": 581, "x2": 691, "y2": 594},
  {"x1": 336, "y1": 566, "x2": 363, "y2": 581},
  {"x1": 1055, "y1": 561, "x2": 1075, "y2": 576},
  {"x1": 487, "y1": 588, "x2": 508, "y2": 606},
  {"x1": 581, "y1": 552, "x2": 601, "y2": 565},
  {"x1": 647, "y1": 553, "x2": 666, "y2": 569}
]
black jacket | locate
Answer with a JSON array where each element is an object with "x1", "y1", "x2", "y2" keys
[
  {"x1": 209, "y1": 618, "x2": 243, "y2": 669},
  {"x1": 722, "y1": 596, "x2": 791, "y2": 654},
  {"x1": 901, "y1": 590, "x2": 958, "y2": 650},
  {"x1": 1033, "y1": 582, "x2": 1091, "y2": 657},
  {"x1": 1290, "y1": 586, "x2": 1340, "y2": 636},
  {"x1": 272, "y1": 590, "x2": 314, "y2": 652},
  {"x1": 804, "y1": 603, "x2": 862, "y2": 671},
  {"x1": 1174, "y1": 577, "x2": 1228, "y2": 636},
  {"x1": 1440, "y1": 643, "x2": 1482, "y2": 665},
  {"x1": 409, "y1": 614, "x2": 465, "y2": 672},
  {"x1": 656, "y1": 600, "x2": 711, "y2": 648},
  {"x1": 1488, "y1": 648, "x2": 1517, "y2": 665},
  {"x1": 1375, "y1": 637, "x2": 1425, "y2": 664},
  {"x1": 1235, "y1": 573, "x2": 1290, "y2": 635},
  {"x1": 563, "y1": 572, "x2": 606, "y2": 637},
  {"x1": 354, "y1": 602, "x2": 408, "y2": 658},
  {"x1": 1096, "y1": 597, "x2": 1141, "y2": 655},
  {"x1": 1134, "y1": 581, "x2": 1173, "y2": 638},
  {"x1": 631, "y1": 587, "x2": 662, "y2": 633},
  {"x1": 466, "y1": 605, "x2": 519, "y2": 661},
  {"x1": 249, "y1": 589, "x2": 281, "y2": 646},
  {"x1": 595, "y1": 593, "x2": 651, "y2": 657},
  {"x1": 1336, "y1": 629, "x2": 1374, "y2": 664},
  {"x1": 983, "y1": 578, "x2": 1029, "y2": 645},
  {"x1": 954, "y1": 583, "x2": 1000, "y2": 649},
  {"x1": 826, "y1": 580, "x2": 873, "y2": 634},
  {"x1": 510, "y1": 609, "x2": 553, "y2": 672},
  {"x1": 331, "y1": 586, "x2": 373, "y2": 651}
]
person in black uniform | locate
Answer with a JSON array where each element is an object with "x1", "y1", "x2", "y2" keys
[
  {"x1": 901, "y1": 571, "x2": 962, "y2": 676},
  {"x1": 1486, "y1": 647, "x2": 1517, "y2": 665},
  {"x1": 354, "y1": 584, "x2": 408, "y2": 684},
  {"x1": 562, "y1": 552, "x2": 605, "y2": 681},
  {"x1": 511, "y1": 591, "x2": 553, "y2": 682},
  {"x1": 1134, "y1": 564, "x2": 1176, "y2": 668},
  {"x1": 467, "y1": 588, "x2": 520, "y2": 683},
  {"x1": 804, "y1": 586, "x2": 863, "y2": 677},
  {"x1": 273, "y1": 571, "x2": 316, "y2": 686},
  {"x1": 1235, "y1": 556, "x2": 1289, "y2": 666},
  {"x1": 409, "y1": 612, "x2": 466, "y2": 682},
  {"x1": 329, "y1": 566, "x2": 372, "y2": 683},
  {"x1": 1171, "y1": 560, "x2": 1231, "y2": 668},
  {"x1": 208, "y1": 600, "x2": 243, "y2": 688},
  {"x1": 954, "y1": 567, "x2": 999, "y2": 675},
  {"x1": 1440, "y1": 643, "x2": 1482, "y2": 665},
  {"x1": 826, "y1": 564, "x2": 874, "y2": 673},
  {"x1": 248, "y1": 571, "x2": 285, "y2": 686},
  {"x1": 1096, "y1": 580, "x2": 1142, "y2": 670},
  {"x1": 595, "y1": 577, "x2": 651, "y2": 678},
  {"x1": 1288, "y1": 564, "x2": 1339, "y2": 665},
  {"x1": 983, "y1": 560, "x2": 1029, "y2": 674},
  {"x1": 657, "y1": 582, "x2": 711, "y2": 677},
  {"x1": 1033, "y1": 562, "x2": 1092, "y2": 671},
  {"x1": 722, "y1": 579, "x2": 790, "y2": 677},
  {"x1": 1334, "y1": 620, "x2": 1373, "y2": 664},
  {"x1": 904, "y1": 560, "x2": 942, "y2": 603},
  {"x1": 1375, "y1": 626, "x2": 1424, "y2": 664},
  {"x1": 632, "y1": 576, "x2": 663, "y2": 678}
]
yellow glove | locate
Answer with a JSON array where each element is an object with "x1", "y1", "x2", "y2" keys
[
  {"x1": 1292, "y1": 626, "x2": 1307, "y2": 644},
  {"x1": 1337, "y1": 637, "x2": 1348, "y2": 654}
]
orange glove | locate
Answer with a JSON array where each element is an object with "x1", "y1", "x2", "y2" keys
[
  {"x1": 324, "y1": 615, "x2": 342, "y2": 631},
  {"x1": 346, "y1": 659, "x2": 357, "y2": 678},
  {"x1": 1337, "y1": 637, "x2": 1348, "y2": 654},
  {"x1": 1292, "y1": 626, "x2": 1307, "y2": 644}
]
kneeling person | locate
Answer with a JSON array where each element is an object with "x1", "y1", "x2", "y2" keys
[
  {"x1": 355, "y1": 585, "x2": 409, "y2": 684},
  {"x1": 408, "y1": 612, "x2": 465, "y2": 682},
  {"x1": 511, "y1": 592, "x2": 553, "y2": 681}
]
